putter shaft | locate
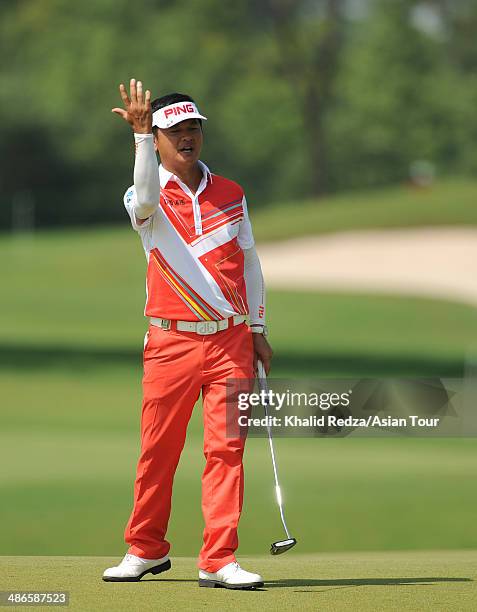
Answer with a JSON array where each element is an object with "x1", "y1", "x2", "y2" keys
[{"x1": 257, "y1": 361, "x2": 292, "y2": 541}]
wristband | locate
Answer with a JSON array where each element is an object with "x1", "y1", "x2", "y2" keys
[{"x1": 251, "y1": 325, "x2": 268, "y2": 337}]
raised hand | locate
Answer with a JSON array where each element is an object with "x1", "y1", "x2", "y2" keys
[{"x1": 112, "y1": 78, "x2": 152, "y2": 134}]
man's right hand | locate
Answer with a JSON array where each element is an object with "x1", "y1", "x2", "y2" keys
[{"x1": 112, "y1": 78, "x2": 152, "y2": 134}]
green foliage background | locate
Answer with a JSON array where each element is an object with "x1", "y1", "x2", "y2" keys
[{"x1": 1, "y1": 0, "x2": 477, "y2": 228}]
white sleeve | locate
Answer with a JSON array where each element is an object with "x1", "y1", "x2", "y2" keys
[
  {"x1": 124, "y1": 185, "x2": 154, "y2": 232},
  {"x1": 237, "y1": 195, "x2": 255, "y2": 249},
  {"x1": 132, "y1": 133, "x2": 160, "y2": 220},
  {"x1": 243, "y1": 246, "x2": 266, "y2": 325}
]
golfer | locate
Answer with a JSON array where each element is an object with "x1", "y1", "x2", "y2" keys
[{"x1": 103, "y1": 79, "x2": 273, "y2": 589}]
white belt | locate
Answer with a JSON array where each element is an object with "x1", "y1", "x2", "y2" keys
[{"x1": 150, "y1": 315, "x2": 247, "y2": 335}]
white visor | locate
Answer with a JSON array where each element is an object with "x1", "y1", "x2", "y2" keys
[{"x1": 152, "y1": 101, "x2": 207, "y2": 129}]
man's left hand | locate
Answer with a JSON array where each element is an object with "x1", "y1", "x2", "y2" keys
[{"x1": 252, "y1": 333, "x2": 273, "y2": 375}]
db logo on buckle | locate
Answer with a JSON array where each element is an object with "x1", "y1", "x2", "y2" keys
[{"x1": 197, "y1": 321, "x2": 218, "y2": 335}]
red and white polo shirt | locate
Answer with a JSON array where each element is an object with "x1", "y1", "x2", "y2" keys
[{"x1": 124, "y1": 161, "x2": 255, "y2": 322}]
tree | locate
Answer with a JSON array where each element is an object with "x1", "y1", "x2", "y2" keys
[
  {"x1": 327, "y1": 0, "x2": 448, "y2": 189},
  {"x1": 259, "y1": 0, "x2": 346, "y2": 196}
]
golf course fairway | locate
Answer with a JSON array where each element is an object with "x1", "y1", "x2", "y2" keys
[{"x1": 1, "y1": 550, "x2": 475, "y2": 611}]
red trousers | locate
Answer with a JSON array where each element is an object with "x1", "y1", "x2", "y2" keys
[{"x1": 124, "y1": 321, "x2": 254, "y2": 572}]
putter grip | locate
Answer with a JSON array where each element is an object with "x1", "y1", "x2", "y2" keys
[
  {"x1": 257, "y1": 360, "x2": 269, "y2": 398},
  {"x1": 257, "y1": 360, "x2": 267, "y2": 383}
]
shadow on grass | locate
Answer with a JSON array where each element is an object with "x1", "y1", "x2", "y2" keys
[
  {"x1": 264, "y1": 576, "x2": 472, "y2": 589},
  {"x1": 129, "y1": 576, "x2": 473, "y2": 592},
  {"x1": 0, "y1": 344, "x2": 464, "y2": 377}
]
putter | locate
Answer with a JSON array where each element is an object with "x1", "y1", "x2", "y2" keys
[{"x1": 257, "y1": 360, "x2": 297, "y2": 555}]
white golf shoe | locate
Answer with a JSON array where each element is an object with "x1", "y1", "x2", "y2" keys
[
  {"x1": 198, "y1": 561, "x2": 264, "y2": 589},
  {"x1": 102, "y1": 553, "x2": 171, "y2": 582}
]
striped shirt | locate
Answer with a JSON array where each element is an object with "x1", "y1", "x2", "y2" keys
[{"x1": 124, "y1": 161, "x2": 256, "y2": 321}]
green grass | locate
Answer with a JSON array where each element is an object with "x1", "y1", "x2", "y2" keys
[
  {"x1": 1, "y1": 361, "x2": 476, "y2": 556},
  {"x1": 251, "y1": 178, "x2": 477, "y2": 242},
  {"x1": 1, "y1": 207, "x2": 477, "y2": 563},
  {"x1": 1, "y1": 364, "x2": 477, "y2": 557},
  {"x1": 1, "y1": 290, "x2": 476, "y2": 377},
  {"x1": 1, "y1": 551, "x2": 475, "y2": 611},
  {"x1": 1, "y1": 229, "x2": 477, "y2": 375}
]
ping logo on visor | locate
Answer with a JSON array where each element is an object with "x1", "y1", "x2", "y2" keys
[{"x1": 152, "y1": 101, "x2": 207, "y2": 129}]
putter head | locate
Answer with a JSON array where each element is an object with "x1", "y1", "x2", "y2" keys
[{"x1": 270, "y1": 538, "x2": 297, "y2": 555}]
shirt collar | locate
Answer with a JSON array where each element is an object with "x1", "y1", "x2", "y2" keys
[{"x1": 159, "y1": 160, "x2": 212, "y2": 189}]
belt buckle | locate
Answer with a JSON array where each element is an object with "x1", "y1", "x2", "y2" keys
[
  {"x1": 196, "y1": 321, "x2": 218, "y2": 335},
  {"x1": 160, "y1": 319, "x2": 171, "y2": 331}
]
